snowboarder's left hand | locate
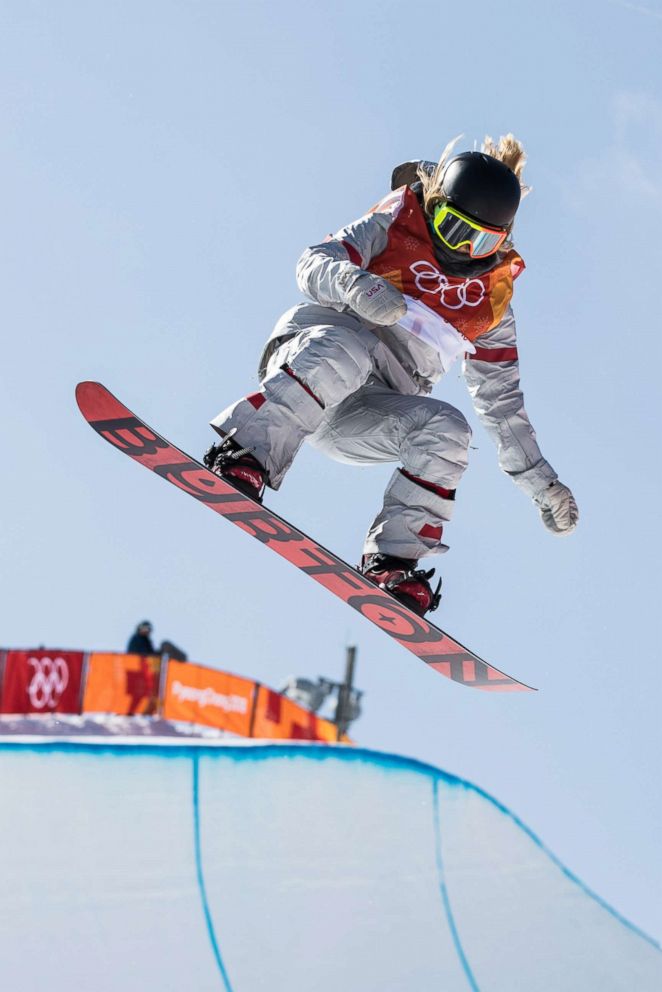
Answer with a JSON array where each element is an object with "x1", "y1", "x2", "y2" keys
[{"x1": 534, "y1": 481, "x2": 578, "y2": 536}]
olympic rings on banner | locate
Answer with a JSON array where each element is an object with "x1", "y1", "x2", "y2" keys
[{"x1": 27, "y1": 656, "x2": 70, "y2": 709}]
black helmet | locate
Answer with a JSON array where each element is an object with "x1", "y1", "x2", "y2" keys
[{"x1": 441, "y1": 152, "x2": 521, "y2": 228}]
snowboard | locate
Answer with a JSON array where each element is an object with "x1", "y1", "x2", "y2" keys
[{"x1": 76, "y1": 382, "x2": 535, "y2": 692}]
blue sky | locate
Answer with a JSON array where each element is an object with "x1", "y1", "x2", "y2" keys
[{"x1": 1, "y1": 0, "x2": 661, "y2": 939}]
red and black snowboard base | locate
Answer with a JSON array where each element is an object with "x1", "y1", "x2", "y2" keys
[{"x1": 76, "y1": 382, "x2": 535, "y2": 693}]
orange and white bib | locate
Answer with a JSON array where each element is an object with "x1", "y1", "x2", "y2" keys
[{"x1": 366, "y1": 186, "x2": 524, "y2": 342}]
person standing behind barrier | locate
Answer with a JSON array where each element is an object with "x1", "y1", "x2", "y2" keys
[
  {"x1": 126, "y1": 621, "x2": 188, "y2": 661},
  {"x1": 127, "y1": 621, "x2": 156, "y2": 655}
]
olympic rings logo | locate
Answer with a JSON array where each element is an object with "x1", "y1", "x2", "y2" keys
[
  {"x1": 410, "y1": 261, "x2": 486, "y2": 310},
  {"x1": 27, "y1": 656, "x2": 69, "y2": 709}
]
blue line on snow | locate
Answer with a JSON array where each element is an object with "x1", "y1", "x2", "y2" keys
[
  {"x1": 192, "y1": 752, "x2": 235, "y2": 992},
  {"x1": 432, "y1": 777, "x2": 481, "y2": 992}
]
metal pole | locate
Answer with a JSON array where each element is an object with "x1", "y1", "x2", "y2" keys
[
  {"x1": 335, "y1": 645, "x2": 357, "y2": 742},
  {"x1": 248, "y1": 681, "x2": 261, "y2": 739},
  {"x1": 156, "y1": 652, "x2": 170, "y2": 718},
  {"x1": 78, "y1": 651, "x2": 90, "y2": 715}
]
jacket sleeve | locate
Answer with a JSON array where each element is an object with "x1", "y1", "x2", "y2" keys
[
  {"x1": 462, "y1": 306, "x2": 558, "y2": 498},
  {"x1": 295, "y1": 208, "x2": 393, "y2": 310}
]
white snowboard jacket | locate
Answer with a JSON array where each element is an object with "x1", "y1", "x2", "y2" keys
[{"x1": 263, "y1": 180, "x2": 557, "y2": 500}]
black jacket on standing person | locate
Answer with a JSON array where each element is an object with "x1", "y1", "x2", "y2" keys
[{"x1": 127, "y1": 631, "x2": 156, "y2": 655}]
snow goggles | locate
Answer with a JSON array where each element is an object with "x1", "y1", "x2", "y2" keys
[{"x1": 432, "y1": 202, "x2": 508, "y2": 258}]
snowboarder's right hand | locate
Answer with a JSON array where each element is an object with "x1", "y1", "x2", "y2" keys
[{"x1": 341, "y1": 270, "x2": 407, "y2": 326}]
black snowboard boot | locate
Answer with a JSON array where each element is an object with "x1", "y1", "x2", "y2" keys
[
  {"x1": 360, "y1": 553, "x2": 442, "y2": 617},
  {"x1": 203, "y1": 434, "x2": 268, "y2": 502}
]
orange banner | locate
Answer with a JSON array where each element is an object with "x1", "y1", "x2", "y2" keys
[
  {"x1": 83, "y1": 653, "x2": 161, "y2": 716},
  {"x1": 162, "y1": 660, "x2": 254, "y2": 735},
  {"x1": 252, "y1": 685, "x2": 345, "y2": 742}
]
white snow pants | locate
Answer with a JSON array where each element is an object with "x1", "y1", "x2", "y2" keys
[{"x1": 211, "y1": 309, "x2": 472, "y2": 560}]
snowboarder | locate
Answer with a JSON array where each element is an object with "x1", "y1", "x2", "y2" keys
[{"x1": 204, "y1": 135, "x2": 578, "y2": 616}]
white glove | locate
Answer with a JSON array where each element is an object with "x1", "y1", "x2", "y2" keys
[
  {"x1": 342, "y1": 270, "x2": 407, "y2": 326},
  {"x1": 534, "y1": 481, "x2": 578, "y2": 536}
]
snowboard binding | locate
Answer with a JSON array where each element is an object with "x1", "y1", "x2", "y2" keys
[
  {"x1": 203, "y1": 431, "x2": 268, "y2": 502},
  {"x1": 360, "y1": 553, "x2": 442, "y2": 617}
]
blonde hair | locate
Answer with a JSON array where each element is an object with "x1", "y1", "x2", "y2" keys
[{"x1": 417, "y1": 133, "x2": 529, "y2": 218}]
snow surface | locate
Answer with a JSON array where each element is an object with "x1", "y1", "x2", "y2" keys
[
  {"x1": 0, "y1": 739, "x2": 659, "y2": 991},
  {"x1": 0, "y1": 712, "x2": 226, "y2": 738}
]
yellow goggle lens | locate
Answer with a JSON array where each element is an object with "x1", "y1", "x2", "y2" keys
[{"x1": 432, "y1": 203, "x2": 507, "y2": 258}]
